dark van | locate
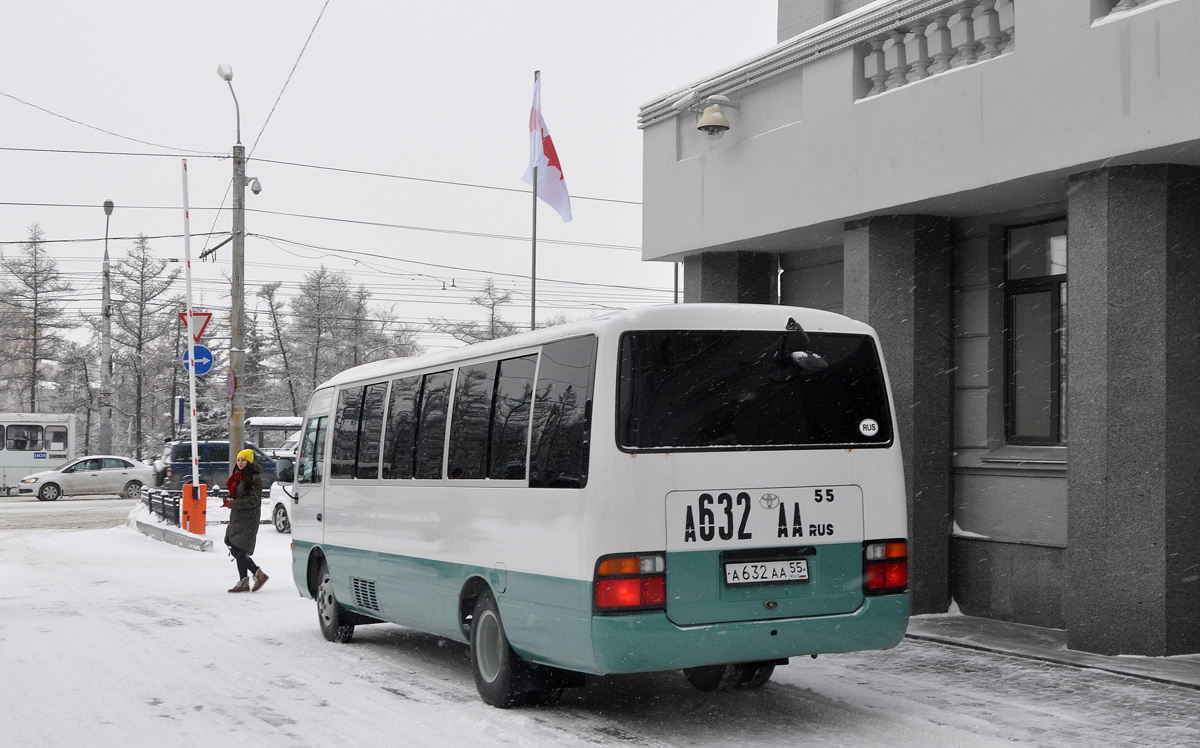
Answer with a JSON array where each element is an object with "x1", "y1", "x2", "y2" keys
[{"x1": 163, "y1": 440, "x2": 275, "y2": 494}]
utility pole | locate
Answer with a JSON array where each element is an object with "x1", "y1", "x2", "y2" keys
[
  {"x1": 99, "y1": 200, "x2": 114, "y2": 453},
  {"x1": 230, "y1": 142, "x2": 246, "y2": 468},
  {"x1": 219, "y1": 63, "x2": 247, "y2": 474}
]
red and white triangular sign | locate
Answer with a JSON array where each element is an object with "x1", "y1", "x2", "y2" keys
[{"x1": 179, "y1": 311, "x2": 213, "y2": 343}]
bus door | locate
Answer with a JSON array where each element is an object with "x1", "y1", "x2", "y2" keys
[{"x1": 293, "y1": 389, "x2": 334, "y2": 545}]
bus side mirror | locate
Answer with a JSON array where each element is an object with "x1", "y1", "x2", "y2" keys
[{"x1": 277, "y1": 457, "x2": 295, "y2": 483}]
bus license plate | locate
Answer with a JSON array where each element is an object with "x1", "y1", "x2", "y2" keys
[{"x1": 724, "y1": 558, "x2": 809, "y2": 585}]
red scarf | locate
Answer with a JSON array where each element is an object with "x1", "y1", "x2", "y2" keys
[{"x1": 225, "y1": 469, "x2": 243, "y2": 497}]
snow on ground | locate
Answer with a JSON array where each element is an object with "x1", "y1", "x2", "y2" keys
[{"x1": 0, "y1": 515, "x2": 1196, "y2": 748}]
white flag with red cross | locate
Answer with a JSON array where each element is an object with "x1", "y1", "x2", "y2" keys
[{"x1": 522, "y1": 75, "x2": 572, "y2": 222}]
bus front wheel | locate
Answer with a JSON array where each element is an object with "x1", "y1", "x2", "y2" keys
[
  {"x1": 469, "y1": 589, "x2": 524, "y2": 708},
  {"x1": 316, "y1": 564, "x2": 355, "y2": 643}
]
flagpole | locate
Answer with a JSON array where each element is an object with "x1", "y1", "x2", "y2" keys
[{"x1": 530, "y1": 69, "x2": 540, "y2": 332}]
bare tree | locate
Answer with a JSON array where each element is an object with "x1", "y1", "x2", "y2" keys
[
  {"x1": 430, "y1": 278, "x2": 519, "y2": 344},
  {"x1": 290, "y1": 266, "x2": 353, "y2": 397},
  {"x1": 53, "y1": 340, "x2": 100, "y2": 454},
  {"x1": 256, "y1": 281, "x2": 300, "y2": 416},
  {"x1": 109, "y1": 235, "x2": 181, "y2": 459},
  {"x1": 0, "y1": 223, "x2": 74, "y2": 412}
]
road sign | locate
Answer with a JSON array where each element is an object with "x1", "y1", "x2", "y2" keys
[
  {"x1": 183, "y1": 344, "x2": 214, "y2": 375},
  {"x1": 178, "y1": 311, "x2": 213, "y2": 343}
]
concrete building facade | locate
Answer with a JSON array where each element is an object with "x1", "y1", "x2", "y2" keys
[{"x1": 638, "y1": 0, "x2": 1200, "y2": 656}]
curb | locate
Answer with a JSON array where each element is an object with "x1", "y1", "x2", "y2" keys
[{"x1": 133, "y1": 518, "x2": 214, "y2": 552}]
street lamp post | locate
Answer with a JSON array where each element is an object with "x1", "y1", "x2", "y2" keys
[
  {"x1": 99, "y1": 200, "x2": 114, "y2": 454},
  {"x1": 218, "y1": 63, "x2": 247, "y2": 473}
]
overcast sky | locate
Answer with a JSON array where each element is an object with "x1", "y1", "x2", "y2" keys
[{"x1": 0, "y1": 2, "x2": 777, "y2": 352}]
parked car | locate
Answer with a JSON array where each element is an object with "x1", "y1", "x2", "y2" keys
[
  {"x1": 162, "y1": 440, "x2": 275, "y2": 494},
  {"x1": 269, "y1": 429, "x2": 302, "y2": 460},
  {"x1": 261, "y1": 455, "x2": 296, "y2": 533},
  {"x1": 19, "y1": 455, "x2": 153, "y2": 501}
]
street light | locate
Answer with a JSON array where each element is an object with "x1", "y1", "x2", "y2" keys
[
  {"x1": 99, "y1": 200, "x2": 114, "y2": 454},
  {"x1": 218, "y1": 62, "x2": 247, "y2": 474}
]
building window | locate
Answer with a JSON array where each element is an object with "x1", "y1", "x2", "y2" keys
[{"x1": 1005, "y1": 220, "x2": 1067, "y2": 445}]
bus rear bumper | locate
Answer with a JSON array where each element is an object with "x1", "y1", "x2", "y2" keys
[{"x1": 589, "y1": 593, "x2": 909, "y2": 674}]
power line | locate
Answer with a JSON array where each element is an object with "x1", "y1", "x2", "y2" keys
[
  {"x1": 0, "y1": 146, "x2": 224, "y2": 159},
  {"x1": 250, "y1": 157, "x2": 643, "y2": 206},
  {"x1": 0, "y1": 147, "x2": 642, "y2": 205},
  {"x1": 0, "y1": 201, "x2": 642, "y2": 252},
  {"x1": 252, "y1": 234, "x2": 664, "y2": 292},
  {"x1": 247, "y1": 210, "x2": 641, "y2": 251},
  {"x1": 248, "y1": 0, "x2": 330, "y2": 157},
  {"x1": 0, "y1": 90, "x2": 216, "y2": 155}
]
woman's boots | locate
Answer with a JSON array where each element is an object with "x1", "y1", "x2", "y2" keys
[
  {"x1": 252, "y1": 569, "x2": 269, "y2": 592},
  {"x1": 228, "y1": 577, "x2": 250, "y2": 593}
]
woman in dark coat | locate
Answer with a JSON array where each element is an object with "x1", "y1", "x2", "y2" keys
[{"x1": 225, "y1": 448, "x2": 268, "y2": 593}]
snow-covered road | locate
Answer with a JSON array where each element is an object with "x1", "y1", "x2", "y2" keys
[{"x1": 0, "y1": 516, "x2": 1194, "y2": 748}]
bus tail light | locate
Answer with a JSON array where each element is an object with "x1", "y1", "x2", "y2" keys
[
  {"x1": 594, "y1": 553, "x2": 666, "y2": 612},
  {"x1": 864, "y1": 540, "x2": 907, "y2": 595}
]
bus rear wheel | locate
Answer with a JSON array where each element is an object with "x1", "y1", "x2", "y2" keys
[
  {"x1": 316, "y1": 564, "x2": 355, "y2": 643},
  {"x1": 683, "y1": 661, "x2": 776, "y2": 692},
  {"x1": 683, "y1": 664, "x2": 741, "y2": 692},
  {"x1": 470, "y1": 589, "x2": 525, "y2": 708}
]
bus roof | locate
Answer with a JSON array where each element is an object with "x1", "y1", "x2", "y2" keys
[{"x1": 317, "y1": 304, "x2": 877, "y2": 392}]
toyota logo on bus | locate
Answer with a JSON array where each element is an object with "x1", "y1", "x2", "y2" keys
[{"x1": 759, "y1": 493, "x2": 780, "y2": 510}]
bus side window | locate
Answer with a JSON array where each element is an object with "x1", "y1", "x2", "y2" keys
[
  {"x1": 357, "y1": 383, "x2": 387, "y2": 480},
  {"x1": 331, "y1": 386, "x2": 365, "y2": 480},
  {"x1": 382, "y1": 376, "x2": 421, "y2": 479},
  {"x1": 414, "y1": 371, "x2": 452, "y2": 479},
  {"x1": 298, "y1": 416, "x2": 328, "y2": 485},
  {"x1": 531, "y1": 336, "x2": 597, "y2": 489},
  {"x1": 489, "y1": 355, "x2": 537, "y2": 480},
  {"x1": 449, "y1": 363, "x2": 497, "y2": 479},
  {"x1": 46, "y1": 426, "x2": 68, "y2": 451},
  {"x1": 7, "y1": 425, "x2": 43, "y2": 451},
  {"x1": 0, "y1": 425, "x2": 5, "y2": 450}
]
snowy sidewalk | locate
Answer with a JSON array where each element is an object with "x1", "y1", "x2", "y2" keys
[
  {"x1": 907, "y1": 611, "x2": 1200, "y2": 690},
  {"x1": 129, "y1": 501, "x2": 1200, "y2": 693}
]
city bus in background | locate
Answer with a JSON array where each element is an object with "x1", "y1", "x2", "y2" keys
[
  {"x1": 244, "y1": 416, "x2": 303, "y2": 458},
  {"x1": 286, "y1": 304, "x2": 910, "y2": 707},
  {"x1": 0, "y1": 413, "x2": 76, "y2": 496}
]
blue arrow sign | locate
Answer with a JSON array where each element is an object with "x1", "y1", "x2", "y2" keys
[{"x1": 183, "y1": 344, "x2": 214, "y2": 375}]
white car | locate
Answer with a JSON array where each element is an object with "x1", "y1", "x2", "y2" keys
[
  {"x1": 261, "y1": 479, "x2": 293, "y2": 533},
  {"x1": 19, "y1": 455, "x2": 154, "y2": 501}
]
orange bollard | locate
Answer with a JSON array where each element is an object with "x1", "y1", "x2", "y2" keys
[
  {"x1": 192, "y1": 484, "x2": 207, "y2": 536},
  {"x1": 182, "y1": 484, "x2": 208, "y2": 535},
  {"x1": 182, "y1": 484, "x2": 192, "y2": 532}
]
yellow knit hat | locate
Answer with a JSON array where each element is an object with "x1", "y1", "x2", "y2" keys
[{"x1": 237, "y1": 448, "x2": 255, "y2": 463}]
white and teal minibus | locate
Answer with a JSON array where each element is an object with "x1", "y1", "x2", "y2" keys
[{"x1": 288, "y1": 304, "x2": 909, "y2": 707}]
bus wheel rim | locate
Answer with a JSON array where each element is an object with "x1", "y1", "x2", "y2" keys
[{"x1": 477, "y1": 611, "x2": 502, "y2": 683}]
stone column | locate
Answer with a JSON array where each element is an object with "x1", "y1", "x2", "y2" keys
[
  {"x1": 844, "y1": 215, "x2": 955, "y2": 615},
  {"x1": 682, "y1": 251, "x2": 777, "y2": 304},
  {"x1": 1065, "y1": 164, "x2": 1200, "y2": 656}
]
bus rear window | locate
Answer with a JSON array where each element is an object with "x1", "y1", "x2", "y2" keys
[{"x1": 617, "y1": 331, "x2": 893, "y2": 450}]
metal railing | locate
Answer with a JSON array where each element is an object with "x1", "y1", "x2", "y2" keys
[{"x1": 142, "y1": 487, "x2": 182, "y2": 527}]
